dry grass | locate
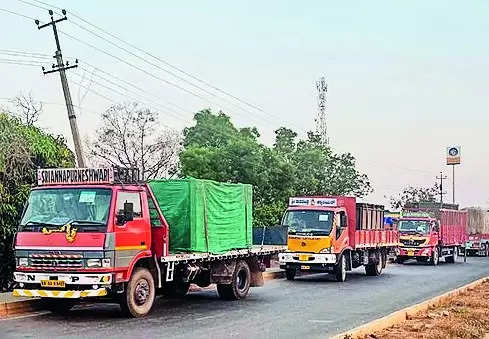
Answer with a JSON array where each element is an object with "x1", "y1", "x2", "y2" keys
[{"x1": 363, "y1": 281, "x2": 489, "y2": 339}]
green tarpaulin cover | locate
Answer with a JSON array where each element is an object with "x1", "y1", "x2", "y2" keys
[{"x1": 148, "y1": 178, "x2": 252, "y2": 254}]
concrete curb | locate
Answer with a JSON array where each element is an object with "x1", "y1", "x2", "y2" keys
[
  {"x1": 0, "y1": 269, "x2": 285, "y2": 320},
  {"x1": 0, "y1": 299, "x2": 43, "y2": 319},
  {"x1": 332, "y1": 276, "x2": 489, "y2": 339}
]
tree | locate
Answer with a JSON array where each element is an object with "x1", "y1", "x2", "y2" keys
[
  {"x1": 180, "y1": 110, "x2": 371, "y2": 227},
  {"x1": 389, "y1": 184, "x2": 439, "y2": 210},
  {"x1": 6, "y1": 92, "x2": 43, "y2": 126},
  {"x1": 0, "y1": 111, "x2": 74, "y2": 291},
  {"x1": 89, "y1": 102, "x2": 181, "y2": 180}
]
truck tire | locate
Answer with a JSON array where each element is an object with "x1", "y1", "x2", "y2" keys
[
  {"x1": 334, "y1": 254, "x2": 347, "y2": 282},
  {"x1": 217, "y1": 260, "x2": 251, "y2": 300},
  {"x1": 285, "y1": 268, "x2": 296, "y2": 281},
  {"x1": 120, "y1": 267, "x2": 156, "y2": 318},
  {"x1": 41, "y1": 298, "x2": 75, "y2": 314},
  {"x1": 365, "y1": 252, "x2": 383, "y2": 276},
  {"x1": 430, "y1": 247, "x2": 439, "y2": 266},
  {"x1": 446, "y1": 247, "x2": 457, "y2": 263},
  {"x1": 162, "y1": 282, "x2": 190, "y2": 298}
]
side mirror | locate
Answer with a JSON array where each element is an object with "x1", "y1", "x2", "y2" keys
[{"x1": 116, "y1": 202, "x2": 134, "y2": 225}]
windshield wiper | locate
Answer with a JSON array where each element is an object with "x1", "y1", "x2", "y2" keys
[{"x1": 71, "y1": 220, "x2": 105, "y2": 225}]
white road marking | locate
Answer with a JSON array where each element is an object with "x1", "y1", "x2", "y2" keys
[{"x1": 308, "y1": 319, "x2": 333, "y2": 323}]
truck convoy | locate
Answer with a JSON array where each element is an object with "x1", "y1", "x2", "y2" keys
[
  {"x1": 396, "y1": 202, "x2": 467, "y2": 265},
  {"x1": 278, "y1": 196, "x2": 399, "y2": 282},
  {"x1": 12, "y1": 168, "x2": 283, "y2": 317},
  {"x1": 463, "y1": 207, "x2": 489, "y2": 256}
]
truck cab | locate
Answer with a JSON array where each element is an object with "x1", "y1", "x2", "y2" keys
[{"x1": 397, "y1": 215, "x2": 439, "y2": 264}]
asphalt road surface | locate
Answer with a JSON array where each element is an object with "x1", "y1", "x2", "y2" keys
[{"x1": 3, "y1": 257, "x2": 489, "y2": 339}]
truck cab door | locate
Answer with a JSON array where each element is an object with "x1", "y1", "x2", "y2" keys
[
  {"x1": 114, "y1": 191, "x2": 150, "y2": 269},
  {"x1": 333, "y1": 211, "x2": 349, "y2": 252}
]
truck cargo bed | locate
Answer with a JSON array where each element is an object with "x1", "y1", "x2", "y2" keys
[{"x1": 160, "y1": 245, "x2": 285, "y2": 263}]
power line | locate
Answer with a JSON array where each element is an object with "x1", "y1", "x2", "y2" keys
[
  {"x1": 70, "y1": 70, "x2": 192, "y2": 124},
  {"x1": 0, "y1": 6, "x2": 37, "y2": 21},
  {"x1": 18, "y1": 0, "x2": 303, "y2": 130},
  {"x1": 29, "y1": 0, "x2": 267, "y2": 114}
]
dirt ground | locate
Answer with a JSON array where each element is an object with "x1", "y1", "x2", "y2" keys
[{"x1": 363, "y1": 281, "x2": 489, "y2": 339}]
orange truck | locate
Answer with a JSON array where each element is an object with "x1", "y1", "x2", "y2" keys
[{"x1": 278, "y1": 196, "x2": 399, "y2": 282}]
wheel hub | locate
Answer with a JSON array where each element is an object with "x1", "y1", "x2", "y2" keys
[{"x1": 134, "y1": 279, "x2": 150, "y2": 306}]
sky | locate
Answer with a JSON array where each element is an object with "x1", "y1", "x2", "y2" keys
[{"x1": 1, "y1": 1, "x2": 488, "y2": 208}]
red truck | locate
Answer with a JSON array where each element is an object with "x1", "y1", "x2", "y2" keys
[
  {"x1": 278, "y1": 196, "x2": 399, "y2": 282},
  {"x1": 12, "y1": 168, "x2": 283, "y2": 317},
  {"x1": 463, "y1": 207, "x2": 489, "y2": 256},
  {"x1": 397, "y1": 202, "x2": 467, "y2": 265}
]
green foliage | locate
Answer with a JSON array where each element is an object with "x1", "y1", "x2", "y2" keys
[
  {"x1": 180, "y1": 110, "x2": 372, "y2": 227},
  {"x1": 0, "y1": 112, "x2": 75, "y2": 291}
]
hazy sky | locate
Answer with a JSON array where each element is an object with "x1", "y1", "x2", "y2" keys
[{"x1": 1, "y1": 1, "x2": 488, "y2": 208}]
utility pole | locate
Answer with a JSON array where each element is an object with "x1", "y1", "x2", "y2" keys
[
  {"x1": 315, "y1": 76, "x2": 329, "y2": 146},
  {"x1": 35, "y1": 9, "x2": 85, "y2": 167},
  {"x1": 436, "y1": 172, "x2": 447, "y2": 207}
]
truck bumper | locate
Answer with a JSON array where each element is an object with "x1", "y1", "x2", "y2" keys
[
  {"x1": 13, "y1": 272, "x2": 113, "y2": 299},
  {"x1": 398, "y1": 247, "x2": 432, "y2": 258},
  {"x1": 12, "y1": 288, "x2": 108, "y2": 299},
  {"x1": 280, "y1": 263, "x2": 335, "y2": 273},
  {"x1": 278, "y1": 252, "x2": 337, "y2": 272}
]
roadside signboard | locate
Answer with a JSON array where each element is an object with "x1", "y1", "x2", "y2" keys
[{"x1": 447, "y1": 146, "x2": 461, "y2": 165}]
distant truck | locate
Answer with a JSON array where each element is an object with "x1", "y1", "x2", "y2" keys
[
  {"x1": 463, "y1": 207, "x2": 489, "y2": 256},
  {"x1": 396, "y1": 202, "x2": 467, "y2": 265},
  {"x1": 278, "y1": 196, "x2": 399, "y2": 282},
  {"x1": 13, "y1": 168, "x2": 283, "y2": 317}
]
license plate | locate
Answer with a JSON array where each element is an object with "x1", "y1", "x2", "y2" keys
[
  {"x1": 407, "y1": 250, "x2": 414, "y2": 256},
  {"x1": 301, "y1": 265, "x2": 310, "y2": 270},
  {"x1": 299, "y1": 254, "x2": 310, "y2": 261},
  {"x1": 41, "y1": 280, "x2": 65, "y2": 288}
]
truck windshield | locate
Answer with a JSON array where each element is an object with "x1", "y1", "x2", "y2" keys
[
  {"x1": 283, "y1": 210, "x2": 334, "y2": 235},
  {"x1": 20, "y1": 188, "x2": 112, "y2": 231},
  {"x1": 399, "y1": 220, "x2": 431, "y2": 235}
]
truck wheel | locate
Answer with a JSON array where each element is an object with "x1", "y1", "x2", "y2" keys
[
  {"x1": 446, "y1": 247, "x2": 457, "y2": 263},
  {"x1": 430, "y1": 248, "x2": 439, "y2": 266},
  {"x1": 41, "y1": 299, "x2": 75, "y2": 314},
  {"x1": 486, "y1": 245, "x2": 489, "y2": 257},
  {"x1": 334, "y1": 254, "x2": 347, "y2": 282},
  {"x1": 217, "y1": 260, "x2": 251, "y2": 300},
  {"x1": 120, "y1": 267, "x2": 155, "y2": 318},
  {"x1": 285, "y1": 268, "x2": 296, "y2": 281},
  {"x1": 162, "y1": 282, "x2": 190, "y2": 298},
  {"x1": 365, "y1": 252, "x2": 383, "y2": 276}
]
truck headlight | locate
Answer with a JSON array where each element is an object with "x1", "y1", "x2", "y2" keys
[
  {"x1": 319, "y1": 248, "x2": 331, "y2": 253},
  {"x1": 18, "y1": 258, "x2": 28, "y2": 266},
  {"x1": 102, "y1": 258, "x2": 111, "y2": 268},
  {"x1": 86, "y1": 259, "x2": 102, "y2": 267}
]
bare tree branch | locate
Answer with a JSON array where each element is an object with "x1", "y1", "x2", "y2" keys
[{"x1": 88, "y1": 102, "x2": 181, "y2": 179}]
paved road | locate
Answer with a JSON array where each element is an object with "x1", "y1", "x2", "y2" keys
[{"x1": 3, "y1": 257, "x2": 489, "y2": 339}]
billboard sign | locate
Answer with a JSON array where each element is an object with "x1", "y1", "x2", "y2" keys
[{"x1": 446, "y1": 146, "x2": 461, "y2": 165}]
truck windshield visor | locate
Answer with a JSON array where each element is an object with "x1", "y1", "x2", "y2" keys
[
  {"x1": 399, "y1": 220, "x2": 430, "y2": 235},
  {"x1": 283, "y1": 210, "x2": 333, "y2": 235},
  {"x1": 20, "y1": 188, "x2": 112, "y2": 232}
]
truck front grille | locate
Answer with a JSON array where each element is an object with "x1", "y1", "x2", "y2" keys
[
  {"x1": 400, "y1": 239, "x2": 426, "y2": 247},
  {"x1": 30, "y1": 254, "x2": 83, "y2": 268}
]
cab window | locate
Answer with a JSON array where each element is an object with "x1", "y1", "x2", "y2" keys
[{"x1": 116, "y1": 192, "x2": 142, "y2": 218}]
